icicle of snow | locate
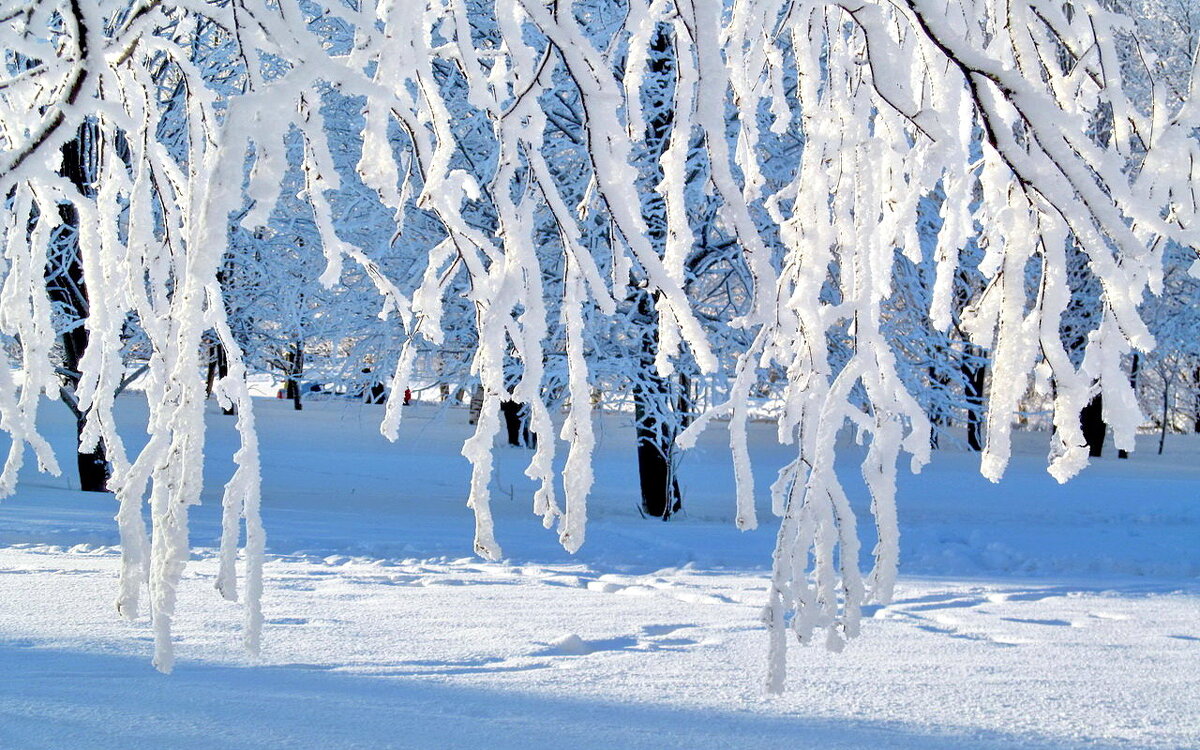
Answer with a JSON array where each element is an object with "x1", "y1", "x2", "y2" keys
[{"x1": 557, "y1": 265, "x2": 594, "y2": 554}]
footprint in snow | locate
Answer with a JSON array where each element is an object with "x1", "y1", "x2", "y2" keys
[
  {"x1": 903, "y1": 597, "x2": 989, "y2": 612},
  {"x1": 538, "y1": 576, "x2": 582, "y2": 588},
  {"x1": 420, "y1": 577, "x2": 467, "y2": 587},
  {"x1": 585, "y1": 581, "x2": 624, "y2": 594},
  {"x1": 647, "y1": 637, "x2": 699, "y2": 649},
  {"x1": 537, "y1": 633, "x2": 639, "y2": 656},
  {"x1": 615, "y1": 585, "x2": 658, "y2": 597},
  {"x1": 381, "y1": 574, "x2": 421, "y2": 586},
  {"x1": 536, "y1": 627, "x2": 703, "y2": 657},
  {"x1": 914, "y1": 622, "x2": 1028, "y2": 647},
  {"x1": 641, "y1": 623, "x2": 694, "y2": 637},
  {"x1": 584, "y1": 579, "x2": 734, "y2": 606},
  {"x1": 672, "y1": 591, "x2": 735, "y2": 605},
  {"x1": 1000, "y1": 617, "x2": 1073, "y2": 627},
  {"x1": 990, "y1": 590, "x2": 1066, "y2": 603}
]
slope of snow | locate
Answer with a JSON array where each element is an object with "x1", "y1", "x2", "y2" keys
[{"x1": 0, "y1": 395, "x2": 1195, "y2": 749}]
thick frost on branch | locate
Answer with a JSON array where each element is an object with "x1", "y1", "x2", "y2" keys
[{"x1": 676, "y1": 0, "x2": 1195, "y2": 690}]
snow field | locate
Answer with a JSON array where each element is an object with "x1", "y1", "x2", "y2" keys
[
  {"x1": 0, "y1": 547, "x2": 1195, "y2": 749},
  {"x1": 0, "y1": 396, "x2": 1195, "y2": 748}
]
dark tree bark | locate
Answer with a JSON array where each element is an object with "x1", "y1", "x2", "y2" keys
[
  {"x1": 205, "y1": 342, "x2": 218, "y2": 396},
  {"x1": 1193, "y1": 367, "x2": 1200, "y2": 434},
  {"x1": 284, "y1": 343, "x2": 303, "y2": 411},
  {"x1": 634, "y1": 398, "x2": 681, "y2": 519},
  {"x1": 206, "y1": 340, "x2": 235, "y2": 416},
  {"x1": 927, "y1": 364, "x2": 953, "y2": 450},
  {"x1": 468, "y1": 384, "x2": 484, "y2": 425},
  {"x1": 500, "y1": 400, "x2": 522, "y2": 445},
  {"x1": 1158, "y1": 382, "x2": 1170, "y2": 455},
  {"x1": 284, "y1": 378, "x2": 302, "y2": 410},
  {"x1": 71, "y1": 411, "x2": 109, "y2": 492},
  {"x1": 365, "y1": 382, "x2": 386, "y2": 404},
  {"x1": 632, "y1": 291, "x2": 681, "y2": 519},
  {"x1": 630, "y1": 26, "x2": 682, "y2": 520},
  {"x1": 359, "y1": 367, "x2": 386, "y2": 404},
  {"x1": 499, "y1": 400, "x2": 533, "y2": 448},
  {"x1": 677, "y1": 372, "x2": 692, "y2": 430},
  {"x1": 1080, "y1": 393, "x2": 1106, "y2": 458},
  {"x1": 48, "y1": 122, "x2": 109, "y2": 492},
  {"x1": 962, "y1": 347, "x2": 987, "y2": 452}
]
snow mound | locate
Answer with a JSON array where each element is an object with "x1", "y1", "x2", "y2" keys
[{"x1": 547, "y1": 633, "x2": 592, "y2": 655}]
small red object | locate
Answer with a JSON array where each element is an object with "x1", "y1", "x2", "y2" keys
[{"x1": 403, "y1": 388, "x2": 412, "y2": 405}]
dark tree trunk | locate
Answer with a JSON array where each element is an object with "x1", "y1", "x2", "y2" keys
[
  {"x1": 74, "y1": 413, "x2": 109, "y2": 492},
  {"x1": 206, "y1": 341, "x2": 235, "y2": 415},
  {"x1": 927, "y1": 364, "x2": 952, "y2": 450},
  {"x1": 630, "y1": 28, "x2": 681, "y2": 520},
  {"x1": 500, "y1": 400, "x2": 533, "y2": 448},
  {"x1": 634, "y1": 398, "x2": 681, "y2": 519},
  {"x1": 468, "y1": 384, "x2": 483, "y2": 425},
  {"x1": 1080, "y1": 393, "x2": 1106, "y2": 458},
  {"x1": 677, "y1": 372, "x2": 692, "y2": 430},
  {"x1": 1159, "y1": 382, "x2": 1170, "y2": 455},
  {"x1": 365, "y1": 382, "x2": 386, "y2": 404},
  {"x1": 284, "y1": 343, "x2": 303, "y2": 411},
  {"x1": 1119, "y1": 353, "x2": 1140, "y2": 459},
  {"x1": 48, "y1": 122, "x2": 109, "y2": 492},
  {"x1": 962, "y1": 348, "x2": 986, "y2": 452},
  {"x1": 500, "y1": 401, "x2": 522, "y2": 445},
  {"x1": 1193, "y1": 367, "x2": 1200, "y2": 434},
  {"x1": 359, "y1": 367, "x2": 386, "y2": 404},
  {"x1": 633, "y1": 291, "x2": 681, "y2": 520},
  {"x1": 285, "y1": 377, "x2": 302, "y2": 411},
  {"x1": 205, "y1": 344, "x2": 217, "y2": 396}
]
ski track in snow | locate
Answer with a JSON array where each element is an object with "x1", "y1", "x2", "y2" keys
[{"x1": 0, "y1": 398, "x2": 1196, "y2": 749}]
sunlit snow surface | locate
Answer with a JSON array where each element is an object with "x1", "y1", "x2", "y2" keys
[{"x1": 0, "y1": 395, "x2": 1195, "y2": 749}]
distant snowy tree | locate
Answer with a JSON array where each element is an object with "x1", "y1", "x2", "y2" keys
[{"x1": 1138, "y1": 239, "x2": 1200, "y2": 449}]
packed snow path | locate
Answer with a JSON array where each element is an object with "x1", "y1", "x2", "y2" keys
[{"x1": 0, "y1": 397, "x2": 1195, "y2": 748}]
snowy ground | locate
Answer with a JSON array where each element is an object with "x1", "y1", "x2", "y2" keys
[{"x1": 0, "y1": 395, "x2": 1196, "y2": 749}]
